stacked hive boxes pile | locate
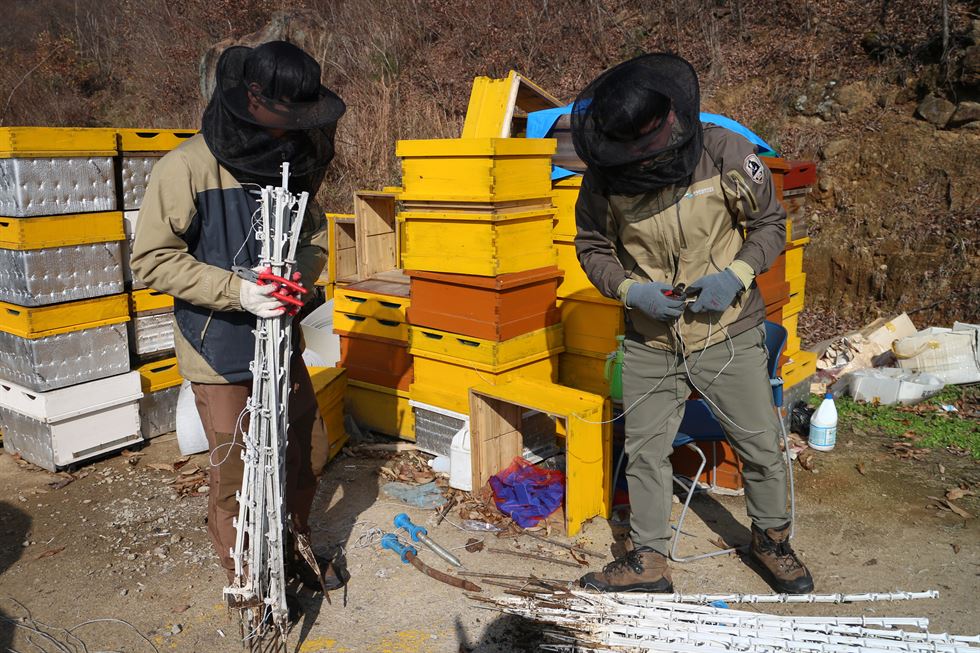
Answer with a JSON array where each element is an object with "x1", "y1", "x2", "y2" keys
[
  {"x1": 397, "y1": 138, "x2": 566, "y2": 454},
  {"x1": 0, "y1": 127, "x2": 141, "y2": 470},
  {"x1": 0, "y1": 127, "x2": 202, "y2": 469}
]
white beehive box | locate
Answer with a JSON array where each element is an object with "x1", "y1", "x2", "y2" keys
[{"x1": 0, "y1": 371, "x2": 143, "y2": 471}]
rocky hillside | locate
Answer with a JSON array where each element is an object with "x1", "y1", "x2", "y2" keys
[{"x1": 1, "y1": 0, "x2": 977, "y2": 335}]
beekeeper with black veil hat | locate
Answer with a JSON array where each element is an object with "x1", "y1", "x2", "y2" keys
[
  {"x1": 571, "y1": 53, "x2": 814, "y2": 595},
  {"x1": 131, "y1": 41, "x2": 348, "y2": 610}
]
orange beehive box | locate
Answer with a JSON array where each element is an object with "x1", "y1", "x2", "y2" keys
[
  {"x1": 407, "y1": 266, "x2": 562, "y2": 341},
  {"x1": 338, "y1": 334, "x2": 413, "y2": 391}
]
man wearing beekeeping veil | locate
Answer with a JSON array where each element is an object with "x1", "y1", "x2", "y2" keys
[
  {"x1": 132, "y1": 41, "x2": 348, "y2": 604},
  {"x1": 572, "y1": 53, "x2": 813, "y2": 595}
]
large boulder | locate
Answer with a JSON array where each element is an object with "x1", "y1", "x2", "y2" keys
[
  {"x1": 916, "y1": 94, "x2": 956, "y2": 127},
  {"x1": 949, "y1": 101, "x2": 980, "y2": 127},
  {"x1": 836, "y1": 82, "x2": 873, "y2": 114}
]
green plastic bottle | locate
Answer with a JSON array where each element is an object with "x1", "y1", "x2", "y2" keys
[{"x1": 604, "y1": 335, "x2": 625, "y2": 402}]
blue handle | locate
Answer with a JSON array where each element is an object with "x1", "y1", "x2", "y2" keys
[
  {"x1": 394, "y1": 513, "x2": 427, "y2": 542},
  {"x1": 380, "y1": 533, "x2": 416, "y2": 564}
]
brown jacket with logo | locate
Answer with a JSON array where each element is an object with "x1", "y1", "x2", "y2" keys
[
  {"x1": 574, "y1": 124, "x2": 786, "y2": 352},
  {"x1": 131, "y1": 134, "x2": 328, "y2": 383}
]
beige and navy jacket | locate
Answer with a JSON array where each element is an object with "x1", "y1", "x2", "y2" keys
[
  {"x1": 131, "y1": 134, "x2": 328, "y2": 384},
  {"x1": 574, "y1": 124, "x2": 786, "y2": 353}
]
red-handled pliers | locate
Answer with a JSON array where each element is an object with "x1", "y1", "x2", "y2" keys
[{"x1": 233, "y1": 265, "x2": 307, "y2": 314}]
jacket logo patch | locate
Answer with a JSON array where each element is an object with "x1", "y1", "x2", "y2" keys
[
  {"x1": 683, "y1": 186, "x2": 715, "y2": 199},
  {"x1": 743, "y1": 153, "x2": 765, "y2": 185}
]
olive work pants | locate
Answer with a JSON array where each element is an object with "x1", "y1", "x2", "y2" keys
[
  {"x1": 623, "y1": 324, "x2": 789, "y2": 555},
  {"x1": 191, "y1": 358, "x2": 319, "y2": 581}
]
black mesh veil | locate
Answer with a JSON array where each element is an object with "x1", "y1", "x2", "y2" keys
[
  {"x1": 201, "y1": 42, "x2": 346, "y2": 194},
  {"x1": 571, "y1": 53, "x2": 702, "y2": 195}
]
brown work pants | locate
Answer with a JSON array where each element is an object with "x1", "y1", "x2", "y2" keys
[{"x1": 192, "y1": 358, "x2": 319, "y2": 581}]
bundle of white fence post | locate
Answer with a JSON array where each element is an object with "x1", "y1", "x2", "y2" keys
[
  {"x1": 484, "y1": 589, "x2": 980, "y2": 653},
  {"x1": 224, "y1": 163, "x2": 308, "y2": 649}
]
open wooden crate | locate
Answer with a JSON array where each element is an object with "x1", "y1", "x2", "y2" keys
[{"x1": 468, "y1": 379, "x2": 611, "y2": 536}]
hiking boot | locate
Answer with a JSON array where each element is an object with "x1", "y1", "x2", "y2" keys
[
  {"x1": 295, "y1": 554, "x2": 350, "y2": 592},
  {"x1": 749, "y1": 523, "x2": 814, "y2": 594},
  {"x1": 579, "y1": 546, "x2": 673, "y2": 593}
]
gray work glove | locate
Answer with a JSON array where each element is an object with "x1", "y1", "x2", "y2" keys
[
  {"x1": 688, "y1": 268, "x2": 744, "y2": 313},
  {"x1": 625, "y1": 281, "x2": 685, "y2": 322}
]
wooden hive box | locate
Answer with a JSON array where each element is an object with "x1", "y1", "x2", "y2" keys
[
  {"x1": 407, "y1": 266, "x2": 562, "y2": 341},
  {"x1": 354, "y1": 191, "x2": 398, "y2": 280},
  {"x1": 396, "y1": 138, "x2": 556, "y2": 203},
  {"x1": 468, "y1": 379, "x2": 611, "y2": 536},
  {"x1": 399, "y1": 202, "x2": 557, "y2": 277}
]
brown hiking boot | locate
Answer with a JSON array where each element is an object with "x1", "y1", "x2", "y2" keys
[
  {"x1": 579, "y1": 546, "x2": 673, "y2": 593},
  {"x1": 749, "y1": 523, "x2": 814, "y2": 594}
]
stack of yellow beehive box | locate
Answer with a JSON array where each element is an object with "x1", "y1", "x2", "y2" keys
[
  {"x1": 396, "y1": 138, "x2": 564, "y2": 421},
  {"x1": 550, "y1": 176, "x2": 625, "y2": 397},
  {"x1": 776, "y1": 161, "x2": 818, "y2": 405}
]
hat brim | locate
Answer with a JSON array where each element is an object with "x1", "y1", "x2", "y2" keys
[{"x1": 215, "y1": 46, "x2": 346, "y2": 130}]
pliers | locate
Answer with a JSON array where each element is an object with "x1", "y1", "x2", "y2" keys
[{"x1": 232, "y1": 265, "x2": 307, "y2": 314}]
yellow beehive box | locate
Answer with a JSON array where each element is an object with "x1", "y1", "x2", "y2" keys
[
  {"x1": 399, "y1": 205, "x2": 556, "y2": 277},
  {"x1": 129, "y1": 288, "x2": 173, "y2": 314},
  {"x1": 396, "y1": 138, "x2": 557, "y2": 202},
  {"x1": 334, "y1": 312, "x2": 409, "y2": 343},
  {"x1": 782, "y1": 290, "x2": 805, "y2": 320},
  {"x1": 0, "y1": 294, "x2": 129, "y2": 338},
  {"x1": 115, "y1": 128, "x2": 196, "y2": 152},
  {"x1": 552, "y1": 176, "x2": 583, "y2": 238},
  {"x1": 346, "y1": 379, "x2": 415, "y2": 440},
  {"x1": 136, "y1": 357, "x2": 182, "y2": 393},
  {"x1": 409, "y1": 324, "x2": 562, "y2": 371},
  {"x1": 0, "y1": 127, "x2": 116, "y2": 157},
  {"x1": 0, "y1": 212, "x2": 124, "y2": 249},
  {"x1": 555, "y1": 237, "x2": 612, "y2": 301},
  {"x1": 559, "y1": 350, "x2": 611, "y2": 397},
  {"x1": 333, "y1": 284, "x2": 410, "y2": 324},
  {"x1": 785, "y1": 236, "x2": 809, "y2": 278},
  {"x1": 783, "y1": 311, "x2": 801, "y2": 355},
  {"x1": 558, "y1": 296, "x2": 624, "y2": 356},
  {"x1": 411, "y1": 351, "x2": 560, "y2": 415},
  {"x1": 782, "y1": 350, "x2": 817, "y2": 388},
  {"x1": 309, "y1": 366, "x2": 349, "y2": 460},
  {"x1": 787, "y1": 272, "x2": 806, "y2": 296}
]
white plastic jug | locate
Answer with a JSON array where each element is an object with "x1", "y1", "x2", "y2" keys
[
  {"x1": 449, "y1": 425, "x2": 472, "y2": 491},
  {"x1": 808, "y1": 393, "x2": 838, "y2": 452}
]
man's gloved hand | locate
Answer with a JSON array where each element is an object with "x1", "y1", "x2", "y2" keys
[
  {"x1": 688, "y1": 268, "x2": 744, "y2": 313},
  {"x1": 625, "y1": 281, "x2": 686, "y2": 322},
  {"x1": 239, "y1": 279, "x2": 286, "y2": 318}
]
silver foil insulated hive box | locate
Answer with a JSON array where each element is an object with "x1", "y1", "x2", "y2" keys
[
  {"x1": 128, "y1": 289, "x2": 175, "y2": 360},
  {"x1": 0, "y1": 212, "x2": 126, "y2": 306},
  {"x1": 0, "y1": 156, "x2": 117, "y2": 217},
  {"x1": 0, "y1": 371, "x2": 142, "y2": 471},
  {"x1": 0, "y1": 294, "x2": 131, "y2": 392}
]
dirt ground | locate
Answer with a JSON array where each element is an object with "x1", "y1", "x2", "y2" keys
[{"x1": 1, "y1": 424, "x2": 978, "y2": 653}]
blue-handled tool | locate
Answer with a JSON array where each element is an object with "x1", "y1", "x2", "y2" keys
[
  {"x1": 380, "y1": 532, "x2": 481, "y2": 592},
  {"x1": 380, "y1": 533, "x2": 416, "y2": 564},
  {"x1": 394, "y1": 513, "x2": 463, "y2": 568}
]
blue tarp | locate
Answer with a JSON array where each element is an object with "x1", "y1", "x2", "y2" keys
[{"x1": 525, "y1": 104, "x2": 777, "y2": 180}]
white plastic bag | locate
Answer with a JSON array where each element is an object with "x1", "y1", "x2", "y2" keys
[{"x1": 176, "y1": 380, "x2": 209, "y2": 455}]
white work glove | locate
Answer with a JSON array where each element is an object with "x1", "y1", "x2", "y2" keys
[{"x1": 239, "y1": 279, "x2": 285, "y2": 318}]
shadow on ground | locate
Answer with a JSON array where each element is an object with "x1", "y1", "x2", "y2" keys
[{"x1": 0, "y1": 501, "x2": 32, "y2": 651}]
